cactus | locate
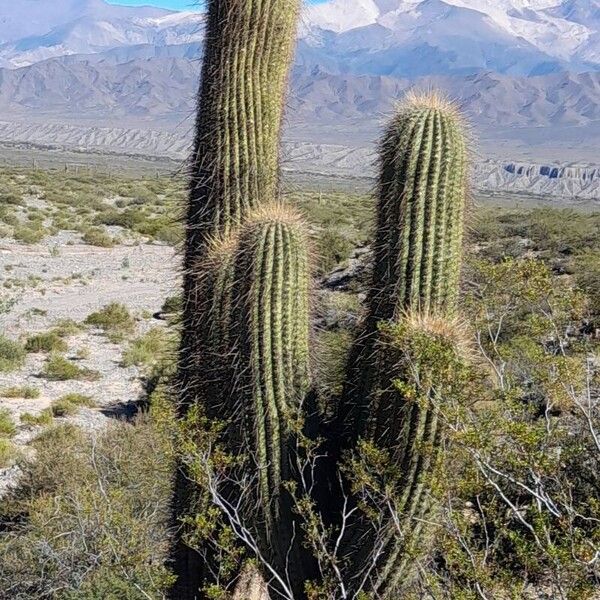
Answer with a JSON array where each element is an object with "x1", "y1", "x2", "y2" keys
[
  {"x1": 175, "y1": 2, "x2": 302, "y2": 594},
  {"x1": 327, "y1": 92, "x2": 469, "y2": 596},
  {"x1": 372, "y1": 91, "x2": 467, "y2": 319},
  {"x1": 202, "y1": 205, "x2": 312, "y2": 594},
  {"x1": 345, "y1": 315, "x2": 473, "y2": 597},
  {"x1": 228, "y1": 204, "x2": 311, "y2": 518},
  {"x1": 184, "y1": 0, "x2": 300, "y2": 252},
  {"x1": 180, "y1": 0, "x2": 300, "y2": 410},
  {"x1": 176, "y1": 6, "x2": 472, "y2": 588},
  {"x1": 339, "y1": 91, "x2": 468, "y2": 446}
]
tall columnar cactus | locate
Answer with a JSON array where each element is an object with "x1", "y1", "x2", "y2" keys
[
  {"x1": 180, "y1": 0, "x2": 301, "y2": 410},
  {"x1": 372, "y1": 91, "x2": 467, "y2": 319},
  {"x1": 176, "y1": 2, "x2": 301, "y2": 595},
  {"x1": 228, "y1": 205, "x2": 311, "y2": 521},
  {"x1": 184, "y1": 0, "x2": 300, "y2": 252},
  {"x1": 203, "y1": 205, "x2": 313, "y2": 595},
  {"x1": 329, "y1": 92, "x2": 469, "y2": 597},
  {"x1": 339, "y1": 92, "x2": 468, "y2": 446}
]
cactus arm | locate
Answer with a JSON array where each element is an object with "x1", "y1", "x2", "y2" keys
[{"x1": 338, "y1": 94, "x2": 469, "y2": 597}]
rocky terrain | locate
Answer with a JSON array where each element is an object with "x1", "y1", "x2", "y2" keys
[{"x1": 0, "y1": 206, "x2": 178, "y2": 495}]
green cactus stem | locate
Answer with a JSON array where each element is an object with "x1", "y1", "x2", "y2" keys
[
  {"x1": 344, "y1": 314, "x2": 474, "y2": 597},
  {"x1": 179, "y1": 0, "x2": 301, "y2": 411},
  {"x1": 340, "y1": 91, "x2": 468, "y2": 446},
  {"x1": 204, "y1": 205, "x2": 312, "y2": 594},
  {"x1": 184, "y1": 0, "x2": 300, "y2": 252}
]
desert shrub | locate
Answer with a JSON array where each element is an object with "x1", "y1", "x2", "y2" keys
[
  {"x1": 315, "y1": 329, "x2": 353, "y2": 399},
  {"x1": 403, "y1": 257, "x2": 600, "y2": 598},
  {"x1": 0, "y1": 409, "x2": 16, "y2": 438},
  {"x1": 81, "y1": 227, "x2": 115, "y2": 248},
  {"x1": 20, "y1": 410, "x2": 53, "y2": 427},
  {"x1": 12, "y1": 225, "x2": 45, "y2": 244},
  {"x1": 50, "y1": 394, "x2": 95, "y2": 417},
  {"x1": 52, "y1": 319, "x2": 83, "y2": 337},
  {"x1": 42, "y1": 355, "x2": 100, "y2": 382},
  {"x1": 0, "y1": 212, "x2": 19, "y2": 227},
  {"x1": 0, "y1": 335, "x2": 26, "y2": 372},
  {"x1": 95, "y1": 208, "x2": 144, "y2": 230},
  {"x1": 25, "y1": 331, "x2": 68, "y2": 353},
  {"x1": 0, "y1": 184, "x2": 23, "y2": 206},
  {"x1": 0, "y1": 419, "x2": 175, "y2": 599},
  {"x1": 161, "y1": 294, "x2": 182, "y2": 318},
  {"x1": 122, "y1": 327, "x2": 174, "y2": 369},
  {"x1": 317, "y1": 230, "x2": 356, "y2": 274},
  {"x1": 134, "y1": 218, "x2": 181, "y2": 245},
  {"x1": 85, "y1": 303, "x2": 136, "y2": 342},
  {"x1": 0, "y1": 386, "x2": 40, "y2": 399},
  {"x1": 573, "y1": 249, "x2": 600, "y2": 318},
  {"x1": 0, "y1": 439, "x2": 18, "y2": 468}
]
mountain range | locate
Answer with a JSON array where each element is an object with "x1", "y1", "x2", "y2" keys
[
  {"x1": 0, "y1": 0, "x2": 598, "y2": 196},
  {"x1": 1, "y1": 0, "x2": 598, "y2": 75}
]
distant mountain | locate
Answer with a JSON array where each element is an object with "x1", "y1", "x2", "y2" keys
[
  {"x1": 0, "y1": 0, "x2": 202, "y2": 68},
  {"x1": 1, "y1": 54, "x2": 597, "y2": 133},
  {"x1": 0, "y1": 0, "x2": 598, "y2": 180},
  {"x1": 0, "y1": 0, "x2": 598, "y2": 77},
  {"x1": 301, "y1": 0, "x2": 599, "y2": 76}
]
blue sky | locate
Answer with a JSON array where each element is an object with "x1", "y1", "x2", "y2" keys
[{"x1": 107, "y1": 0, "x2": 327, "y2": 10}]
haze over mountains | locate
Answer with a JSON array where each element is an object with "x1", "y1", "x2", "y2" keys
[{"x1": 0, "y1": 0, "x2": 598, "y2": 197}]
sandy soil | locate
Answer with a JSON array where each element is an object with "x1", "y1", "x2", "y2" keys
[{"x1": 0, "y1": 237, "x2": 179, "y2": 495}]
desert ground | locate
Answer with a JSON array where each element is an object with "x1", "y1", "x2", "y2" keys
[{"x1": 1, "y1": 156, "x2": 598, "y2": 495}]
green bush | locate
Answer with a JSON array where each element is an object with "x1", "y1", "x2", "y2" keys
[
  {"x1": 161, "y1": 294, "x2": 182, "y2": 320},
  {"x1": 0, "y1": 409, "x2": 16, "y2": 438},
  {"x1": 20, "y1": 410, "x2": 53, "y2": 427},
  {"x1": 82, "y1": 227, "x2": 115, "y2": 248},
  {"x1": 12, "y1": 225, "x2": 45, "y2": 244},
  {"x1": 52, "y1": 319, "x2": 83, "y2": 338},
  {"x1": 42, "y1": 355, "x2": 100, "y2": 382},
  {"x1": 0, "y1": 212, "x2": 19, "y2": 227},
  {"x1": 135, "y1": 218, "x2": 181, "y2": 245},
  {"x1": 85, "y1": 303, "x2": 136, "y2": 342},
  {"x1": 0, "y1": 335, "x2": 26, "y2": 372},
  {"x1": 0, "y1": 186, "x2": 23, "y2": 206},
  {"x1": 317, "y1": 229, "x2": 357, "y2": 274},
  {"x1": 0, "y1": 386, "x2": 40, "y2": 399},
  {"x1": 122, "y1": 328, "x2": 174, "y2": 369},
  {"x1": 50, "y1": 393, "x2": 96, "y2": 417},
  {"x1": 49, "y1": 401, "x2": 75, "y2": 417},
  {"x1": 0, "y1": 438, "x2": 18, "y2": 468},
  {"x1": 25, "y1": 331, "x2": 68, "y2": 353},
  {"x1": 0, "y1": 420, "x2": 174, "y2": 597}
]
